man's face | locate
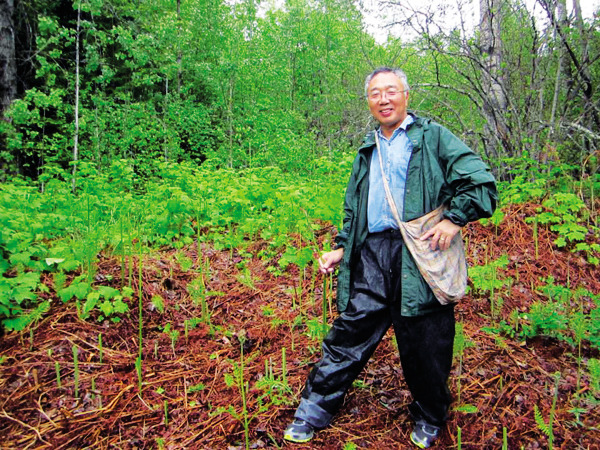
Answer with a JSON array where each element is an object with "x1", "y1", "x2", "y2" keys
[{"x1": 367, "y1": 72, "x2": 409, "y2": 137}]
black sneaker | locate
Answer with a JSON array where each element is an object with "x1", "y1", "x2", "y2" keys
[
  {"x1": 410, "y1": 419, "x2": 440, "y2": 448},
  {"x1": 283, "y1": 419, "x2": 315, "y2": 443}
]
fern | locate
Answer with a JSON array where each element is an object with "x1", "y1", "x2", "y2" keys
[
  {"x1": 589, "y1": 359, "x2": 600, "y2": 395},
  {"x1": 533, "y1": 373, "x2": 560, "y2": 450},
  {"x1": 533, "y1": 404, "x2": 551, "y2": 437}
]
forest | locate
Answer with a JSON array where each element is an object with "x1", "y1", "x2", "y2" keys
[{"x1": 0, "y1": 0, "x2": 599, "y2": 448}]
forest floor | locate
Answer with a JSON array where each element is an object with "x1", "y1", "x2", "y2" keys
[{"x1": 1, "y1": 203, "x2": 599, "y2": 449}]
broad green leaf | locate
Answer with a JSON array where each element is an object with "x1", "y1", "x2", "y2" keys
[
  {"x1": 99, "y1": 300, "x2": 113, "y2": 317},
  {"x1": 97, "y1": 285, "x2": 120, "y2": 299},
  {"x1": 59, "y1": 281, "x2": 91, "y2": 303},
  {"x1": 2, "y1": 315, "x2": 30, "y2": 331},
  {"x1": 82, "y1": 292, "x2": 100, "y2": 318},
  {"x1": 112, "y1": 298, "x2": 129, "y2": 314},
  {"x1": 45, "y1": 258, "x2": 65, "y2": 265},
  {"x1": 10, "y1": 252, "x2": 32, "y2": 266}
]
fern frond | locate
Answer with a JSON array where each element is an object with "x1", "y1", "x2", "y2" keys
[{"x1": 533, "y1": 404, "x2": 551, "y2": 437}]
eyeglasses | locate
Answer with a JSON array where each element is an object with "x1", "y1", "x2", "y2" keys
[{"x1": 367, "y1": 88, "x2": 407, "y2": 101}]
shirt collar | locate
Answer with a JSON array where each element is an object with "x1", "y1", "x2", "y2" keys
[{"x1": 377, "y1": 114, "x2": 414, "y2": 141}]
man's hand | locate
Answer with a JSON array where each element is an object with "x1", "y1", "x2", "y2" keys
[
  {"x1": 419, "y1": 219, "x2": 462, "y2": 251},
  {"x1": 317, "y1": 248, "x2": 344, "y2": 274}
]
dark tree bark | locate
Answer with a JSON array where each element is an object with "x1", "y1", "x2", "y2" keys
[{"x1": 0, "y1": 0, "x2": 16, "y2": 116}]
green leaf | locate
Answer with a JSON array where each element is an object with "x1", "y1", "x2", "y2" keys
[
  {"x1": 534, "y1": 404, "x2": 551, "y2": 437},
  {"x1": 121, "y1": 286, "x2": 134, "y2": 298},
  {"x1": 224, "y1": 373, "x2": 235, "y2": 388},
  {"x1": 59, "y1": 281, "x2": 91, "y2": 303},
  {"x1": 0, "y1": 257, "x2": 8, "y2": 275},
  {"x1": 45, "y1": 258, "x2": 65, "y2": 266},
  {"x1": 99, "y1": 300, "x2": 113, "y2": 317},
  {"x1": 18, "y1": 272, "x2": 41, "y2": 289},
  {"x1": 10, "y1": 252, "x2": 32, "y2": 266},
  {"x1": 151, "y1": 295, "x2": 165, "y2": 313},
  {"x1": 554, "y1": 236, "x2": 567, "y2": 247},
  {"x1": 2, "y1": 315, "x2": 31, "y2": 331},
  {"x1": 82, "y1": 291, "x2": 100, "y2": 318},
  {"x1": 13, "y1": 287, "x2": 37, "y2": 304},
  {"x1": 97, "y1": 285, "x2": 120, "y2": 299},
  {"x1": 60, "y1": 259, "x2": 81, "y2": 272},
  {"x1": 455, "y1": 404, "x2": 478, "y2": 413},
  {"x1": 112, "y1": 298, "x2": 129, "y2": 314},
  {"x1": 188, "y1": 383, "x2": 206, "y2": 392}
]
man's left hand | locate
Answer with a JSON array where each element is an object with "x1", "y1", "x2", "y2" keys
[{"x1": 419, "y1": 219, "x2": 462, "y2": 251}]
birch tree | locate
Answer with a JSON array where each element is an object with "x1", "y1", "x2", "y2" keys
[
  {"x1": 72, "y1": 0, "x2": 81, "y2": 192},
  {"x1": 479, "y1": 0, "x2": 510, "y2": 155}
]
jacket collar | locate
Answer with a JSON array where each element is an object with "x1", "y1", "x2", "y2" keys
[{"x1": 359, "y1": 112, "x2": 424, "y2": 154}]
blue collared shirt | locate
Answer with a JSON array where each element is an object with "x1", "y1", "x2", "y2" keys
[{"x1": 368, "y1": 115, "x2": 414, "y2": 233}]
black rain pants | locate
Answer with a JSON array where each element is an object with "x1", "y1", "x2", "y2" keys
[{"x1": 295, "y1": 229, "x2": 455, "y2": 429}]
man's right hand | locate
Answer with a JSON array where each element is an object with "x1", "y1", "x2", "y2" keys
[{"x1": 318, "y1": 248, "x2": 344, "y2": 274}]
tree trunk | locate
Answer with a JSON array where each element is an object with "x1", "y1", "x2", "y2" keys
[
  {"x1": 572, "y1": 0, "x2": 588, "y2": 71},
  {"x1": 479, "y1": 0, "x2": 511, "y2": 156},
  {"x1": 177, "y1": 0, "x2": 181, "y2": 94},
  {"x1": 549, "y1": 0, "x2": 567, "y2": 133},
  {"x1": 0, "y1": 0, "x2": 16, "y2": 115},
  {"x1": 570, "y1": 0, "x2": 596, "y2": 128},
  {"x1": 72, "y1": 1, "x2": 81, "y2": 193}
]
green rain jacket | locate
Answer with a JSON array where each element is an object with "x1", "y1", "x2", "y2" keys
[{"x1": 334, "y1": 114, "x2": 498, "y2": 316}]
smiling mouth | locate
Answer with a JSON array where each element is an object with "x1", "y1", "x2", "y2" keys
[{"x1": 380, "y1": 108, "x2": 393, "y2": 115}]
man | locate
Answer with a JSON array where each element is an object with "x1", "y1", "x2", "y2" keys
[{"x1": 283, "y1": 67, "x2": 497, "y2": 448}]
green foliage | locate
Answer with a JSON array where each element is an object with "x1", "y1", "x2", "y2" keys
[
  {"x1": 534, "y1": 404, "x2": 551, "y2": 439},
  {"x1": 525, "y1": 192, "x2": 600, "y2": 263},
  {"x1": 498, "y1": 174, "x2": 546, "y2": 205},
  {"x1": 3, "y1": 0, "x2": 372, "y2": 179},
  {"x1": 501, "y1": 278, "x2": 600, "y2": 352},
  {"x1": 453, "y1": 322, "x2": 474, "y2": 360},
  {"x1": 468, "y1": 254, "x2": 512, "y2": 296},
  {"x1": 58, "y1": 278, "x2": 91, "y2": 303},
  {"x1": 188, "y1": 382, "x2": 206, "y2": 393},
  {"x1": 0, "y1": 272, "x2": 43, "y2": 325},
  {"x1": 522, "y1": 301, "x2": 569, "y2": 341},
  {"x1": 588, "y1": 359, "x2": 600, "y2": 396},
  {"x1": 278, "y1": 245, "x2": 314, "y2": 270},
  {"x1": 162, "y1": 323, "x2": 180, "y2": 355},
  {"x1": 455, "y1": 404, "x2": 479, "y2": 413},
  {"x1": 151, "y1": 295, "x2": 165, "y2": 314},
  {"x1": 479, "y1": 209, "x2": 505, "y2": 229},
  {"x1": 82, "y1": 285, "x2": 132, "y2": 322},
  {"x1": 255, "y1": 355, "x2": 294, "y2": 407},
  {"x1": 2, "y1": 300, "x2": 50, "y2": 332},
  {"x1": 305, "y1": 317, "x2": 326, "y2": 341},
  {"x1": 0, "y1": 153, "x2": 353, "y2": 328},
  {"x1": 533, "y1": 373, "x2": 560, "y2": 450}
]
